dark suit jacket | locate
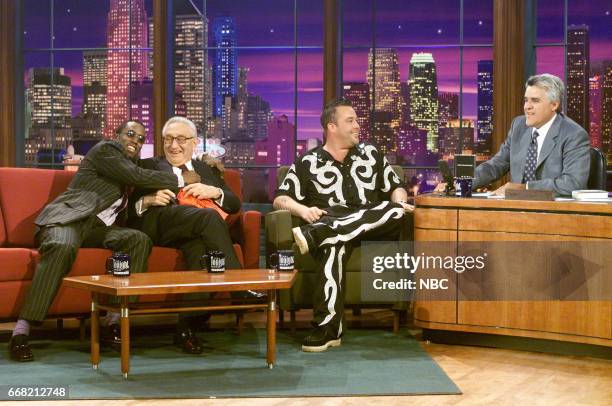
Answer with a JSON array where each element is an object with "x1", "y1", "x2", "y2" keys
[
  {"x1": 473, "y1": 114, "x2": 590, "y2": 195},
  {"x1": 35, "y1": 140, "x2": 179, "y2": 227},
  {"x1": 127, "y1": 157, "x2": 240, "y2": 240}
]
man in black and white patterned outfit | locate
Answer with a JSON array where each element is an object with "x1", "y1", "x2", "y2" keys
[{"x1": 273, "y1": 98, "x2": 414, "y2": 352}]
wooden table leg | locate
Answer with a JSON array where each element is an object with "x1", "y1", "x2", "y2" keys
[
  {"x1": 91, "y1": 293, "x2": 100, "y2": 370},
  {"x1": 266, "y1": 289, "x2": 277, "y2": 369},
  {"x1": 120, "y1": 297, "x2": 130, "y2": 379}
]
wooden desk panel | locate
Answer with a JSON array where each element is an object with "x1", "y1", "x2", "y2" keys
[{"x1": 414, "y1": 195, "x2": 612, "y2": 347}]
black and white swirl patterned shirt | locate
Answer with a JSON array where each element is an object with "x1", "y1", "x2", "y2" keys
[{"x1": 276, "y1": 143, "x2": 403, "y2": 209}]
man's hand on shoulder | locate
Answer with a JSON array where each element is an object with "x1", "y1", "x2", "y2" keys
[
  {"x1": 298, "y1": 206, "x2": 327, "y2": 223},
  {"x1": 143, "y1": 189, "x2": 176, "y2": 209}
]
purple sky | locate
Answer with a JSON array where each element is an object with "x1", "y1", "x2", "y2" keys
[{"x1": 22, "y1": 0, "x2": 612, "y2": 140}]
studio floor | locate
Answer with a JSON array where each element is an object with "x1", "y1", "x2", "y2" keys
[{"x1": 1, "y1": 309, "x2": 610, "y2": 406}]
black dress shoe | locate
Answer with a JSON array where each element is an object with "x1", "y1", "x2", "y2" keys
[
  {"x1": 173, "y1": 328, "x2": 203, "y2": 354},
  {"x1": 101, "y1": 324, "x2": 122, "y2": 349},
  {"x1": 231, "y1": 290, "x2": 267, "y2": 300},
  {"x1": 8, "y1": 334, "x2": 34, "y2": 362}
]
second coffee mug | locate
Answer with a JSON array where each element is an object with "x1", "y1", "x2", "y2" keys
[
  {"x1": 200, "y1": 250, "x2": 225, "y2": 273},
  {"x1": 269, "y1": 250, "x2": 295, "y2": 271}
]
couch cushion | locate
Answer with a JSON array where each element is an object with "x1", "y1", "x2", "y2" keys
[
  {"x1": 147, "y1": 246, "x2": 185, "y2": 272},
  {"x1": 0, "y1": 248, "x2": 36, "y2": 281},
  {"x1": 0, "y1": 168, "x2": 75, "y2": 247},
  {"x1": 0, "y1": 196, "x2": 6, "y2": 246}
]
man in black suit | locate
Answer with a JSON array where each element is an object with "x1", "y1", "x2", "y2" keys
[
  {"x1": 9, "y1": 120, "x2": 190, "y2": 362},
  {"x1": 128, "y1": 116, "x2": 256, "y2": 354}
]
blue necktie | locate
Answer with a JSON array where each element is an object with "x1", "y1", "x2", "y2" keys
[{"x1": 522, "y1": 131, "x2": 539, "y2": 183}]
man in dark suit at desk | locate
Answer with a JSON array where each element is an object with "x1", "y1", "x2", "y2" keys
[
  {"x1": 128, "y1": 116, "x2": 259, "y2": 354},
  {"x1": 9, "y1": 120, "x2": 188, "y2": 362},
  {"x1": 436, "y1": 73, "x2": 590, "y2": 196}
]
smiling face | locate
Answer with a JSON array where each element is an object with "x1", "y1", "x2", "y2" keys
[
  {"x1": 117, "y1": 121, "x2": 146, "y2": 159},
  {"x1": 162, "y1": 121, "x2": 198, "y2": 166},
  {"x1": 524, "y1": 85, "x2": 559, "y2": 129},
  {"x1": 327, "y1": 106, "x2": 360, "y2": 148}
]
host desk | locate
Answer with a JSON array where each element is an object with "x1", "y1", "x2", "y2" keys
[{"x1": 413, "y1": 194, "x2": 611, "y2": 348}]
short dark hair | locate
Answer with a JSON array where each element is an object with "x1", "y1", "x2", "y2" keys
[
  {"x1": 115, "y1": 119, "x2": 146, "y2": 135},
  {"x1": 320, "y1": 98, "x2": 353, "y2": 132}
]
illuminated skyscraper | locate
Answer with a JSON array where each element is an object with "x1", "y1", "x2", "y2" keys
[
  {"x1": 367, "y1": 48, "x2": 402, "y2": 130},
  {"x1": 213, "y1": 17, "x2": 238, "y2": 121},
  {"x1": 409, "y1": 53, "x2": 439, "y2": 152},
  {"x1": 589, "y1": 74, "x2": 602, "y2": 149},
  {"x1": 129, "y1": 79, "x2": 153, "y2": 144},
  {"x1": 343, "y1": 82, "x2": 371, "y2": 143},
  {"x1": 567, "y1": 25, "x2": 590, "y2": 131},
  {"x1": 438, "y1": 119, "x2": 474, "y2": 159},
  {"x1": 438, "y1": 92, "x2": 459, "y2": 128},
  {"x1": 601, "y1": 63, "x2": 612, "y2": 162},
  {"x1": 28, "y1": 68, "x2": 72, "y2": 128},
  {"x1": 106, "y1": 0, "x2": 149, "y2": 138},
  {"x1": 82, "y1": 50, "x2": 107, "y2": 138},
  {"x1": 477, "y1": 60, "x2": 493, "y2": 157}
]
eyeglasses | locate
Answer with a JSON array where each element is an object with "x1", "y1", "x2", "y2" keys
[
  {"x1": 121, "y1": 130, "x2": 146, "y2": 144},
  {"x1": 163, "y1": 135, "x2": 196, "y2": 145}
]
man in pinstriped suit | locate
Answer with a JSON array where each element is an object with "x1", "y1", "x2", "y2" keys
[{"x1": 8, "y1": 120, "x2": 190, "y2": 362}]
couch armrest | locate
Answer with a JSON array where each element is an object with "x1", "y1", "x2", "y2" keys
[
  {"x1": 239, "y1": 210, "x2": 261, "y2": 269},
  {"x1": 265, "y1": 210, "x2": 295, "y2": 252}
]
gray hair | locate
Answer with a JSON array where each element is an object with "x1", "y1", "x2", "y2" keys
[
  {"x1": 162, "y1": 116, "x2": 198, "y2": 138},
  {"x1": 525, "y1": 74, "x2": 564, "y2": 113}
]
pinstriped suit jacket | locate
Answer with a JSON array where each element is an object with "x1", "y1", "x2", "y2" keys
[{"x1": 35, "y1": 140, "x2": 180, "y2": 227}]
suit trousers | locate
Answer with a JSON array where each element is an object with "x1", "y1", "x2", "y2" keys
[
  {"x1": 142, "y1": 205, "x2": 242, "y2": 329},
  {"x1": 308, "y1": 201, "x2": 405, "y2": 336},
  {"x1": 19, "y1": 216, "x2": 153, "y2": 323}
]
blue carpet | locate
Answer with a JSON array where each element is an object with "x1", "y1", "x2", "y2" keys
[{"x1": 0, "y1": 327, "x2": 460, "y2": 399}]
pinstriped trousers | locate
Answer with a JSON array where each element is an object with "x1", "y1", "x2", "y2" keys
[
  {"x1": 307, "y1": 201, "x2": 405, "y2": 336},
  {"x1": 19, "y1": 216, "x2": 153, "y2": 322}
]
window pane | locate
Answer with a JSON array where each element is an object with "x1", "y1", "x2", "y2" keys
[
  {"x1": 462, "y1": 48, "x2": 493, "y2": 163},
  {"x1": 375, "y1": 0, "x2": 460, "y2": 46},
  {"x1": 53, "y1": 0, "x2": 109, "y2": 48},
  {"x1": 297, "y1": 48, "x2": 323, "y2": 147},
  {"x1": 343, "y1": 0, "x2": 374, "y2": 47},
  {"x1": 23, "y1": 0, "x2": 51, "y2": 49},
  {"x1": 204, "y1": 0, "x2": 294, "y2": 47},
  {"x1": 463, "y1": 0, "x2": 493, "y2": 44},
  {"x1": 537, "y1": 0, "x2": 564, "y2": 44},
  {"x1": 297, "y1": 0, "x2": 323, "y2": 47},
  {"x1": 536, "y1": 46, "x2": 565, "y2": 80},
  {"x1": 568, "y1": 0, "x2": 612, "y2": 151}
]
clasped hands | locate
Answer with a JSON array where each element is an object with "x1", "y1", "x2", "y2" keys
[{"x1": 142, "y1": 182, "x2": 221, "y2": 209}]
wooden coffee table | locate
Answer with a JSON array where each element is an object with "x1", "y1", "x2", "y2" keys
[{"x1": 63, "y1": 269, "x2": 296, "y2": 378}]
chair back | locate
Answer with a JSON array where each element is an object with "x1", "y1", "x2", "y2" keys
[{"x1": 588, "y1": 147, "x2": 607, "y2": 190}]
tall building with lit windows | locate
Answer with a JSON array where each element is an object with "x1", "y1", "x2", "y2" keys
[
  {"x1": 408, "y1": 52, "x2": 439, "y2": 152},
  {"x1": 27, "y1": 68, "x2": 72, "y2": 128},
  {"x1": 213, "y1": 17, "x2": 238, "y2": 122},
  {"x1": 129, "y1": 79, "x2": 153, "y2": 144},
  {"x1": 106, "y1": 0, "x2": 149, "y2": 138},
  {"x1": 438, "y1": 92, "x2": 459, "y2": 128},
  {"x1": 567, "y1": 25, "x2": 590, "y2": 131},
  {"x1": 601, "y1": 63, "x2": 612, "y2": 161},
  {"x1": 367, "y1": 48, "x2": 402, "y2": 130},
  {"x1": 477, "y1": 60, "x2": 493, "y2": 157},
  {"x1": 342, "y1": 82, "x2": 371, "y2": 143},
  {"x1": 589, "y1": 74, "x2": 602, "y2": 148},
  {"x1": 82, "y1": 50, "x2": 107, "y2": 138}
]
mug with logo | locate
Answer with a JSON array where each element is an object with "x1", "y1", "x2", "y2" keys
[
  {"x1": 269, "y1": 249, "x2": 295, "y2": 271},
  {"x1": 200, "y1": 250, "x2": 226, "y2": 273},
  {"x1": 105, "y1": 252, "x2": 131, "y2": 277},
  {"x1": 457, "y1": 178, "x2": 473, "y2": 198}
]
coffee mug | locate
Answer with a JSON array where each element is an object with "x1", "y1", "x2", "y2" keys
[
  {"x1": 106, "y1": 252, "x2": 131, "y2": 277},
  {"x1": 200, "y1": 250, "x2": 225, "y2": 273},
  {"x1": 457, "y1": 178, "x2": 473, "y2": 198},
  {"x1": 269, "y1": 250, "x2": 295, "y2": 271}
]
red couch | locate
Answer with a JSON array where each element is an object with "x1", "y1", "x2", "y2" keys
[{"x1": 0, "y1": 167, "x2": 261, "y2": 320}]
